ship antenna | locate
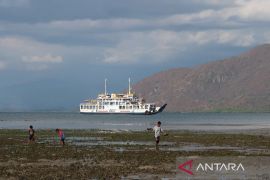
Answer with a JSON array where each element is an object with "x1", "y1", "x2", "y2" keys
[
  {"x1": 105, "y1": 78, "x2": 107, "y2": 95},
  {"x1": 128, "y1": 77, "x2": 131, "y2": 95}
]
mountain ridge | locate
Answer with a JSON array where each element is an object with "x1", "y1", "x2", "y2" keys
[{"x1": 132, "y1": 44, "x2": 270, "y2": 112}]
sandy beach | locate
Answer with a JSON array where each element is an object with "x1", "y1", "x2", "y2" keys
[{"x1": 0, "y1": 129, "x2": 269, "y2": 179}]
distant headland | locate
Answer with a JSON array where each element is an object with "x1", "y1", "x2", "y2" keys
[{"x1": 133, "y1": 44, "x2": 270, "y2": 112}]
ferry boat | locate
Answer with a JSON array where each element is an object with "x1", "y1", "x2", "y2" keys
[{"x1": 80, "y1": 78, "x2": 167, "y2": 115}]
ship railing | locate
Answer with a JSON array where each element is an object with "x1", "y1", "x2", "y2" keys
[{"x1": 83, "y1": 100, "x2": 97, "y2": 103}]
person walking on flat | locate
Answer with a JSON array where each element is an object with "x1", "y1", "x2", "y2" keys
[{"x1": 148, "y1": 121, "x2": 166, "y2": 150}]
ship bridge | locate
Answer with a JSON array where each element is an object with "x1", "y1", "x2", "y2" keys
[{"x1": 79, "y1": 78, "x2": 166, "y2": 114}]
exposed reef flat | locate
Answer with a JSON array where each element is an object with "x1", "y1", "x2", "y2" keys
[{"x1": 0, "y1": 129, "x2": 270, "y2": 179}]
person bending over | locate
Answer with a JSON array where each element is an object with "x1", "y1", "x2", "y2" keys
[{"x1": 56, "y1": 128, "x2": 65, "y2": 146}]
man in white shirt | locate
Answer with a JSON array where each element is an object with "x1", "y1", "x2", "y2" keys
[{"x1": 153, "y1": 121, "x2": 163, "y2": 147}]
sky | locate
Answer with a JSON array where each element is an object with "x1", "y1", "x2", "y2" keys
[{"x1": 0, "y1": 0, "x2": 270, "y2": 111}]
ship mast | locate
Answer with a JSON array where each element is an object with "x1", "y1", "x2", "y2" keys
[
  {"x1": 128, "y1": 77, "x2": 131, "y2": 95},
  {"x1": 105, "y1": 78, "x2": 107, "y2": 95}
]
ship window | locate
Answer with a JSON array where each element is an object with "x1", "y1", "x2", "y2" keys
[
  {"x1": 116, "y1": 102, "x2": 118, "y2": 105},
  {"x1": 81, "y1": 105, "x2": 83, "y2": 109},
  {"x1": 110, "y1": 102, "x2": 114, "y2": 105}
]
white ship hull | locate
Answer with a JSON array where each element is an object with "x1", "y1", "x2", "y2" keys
[
  {"x1": 80, "y1": 105, "x2": 166, "y2": 115},
  {"x1": 80, "y1": 110, "x2": 147, "y2": 115},
  {"x1": 79, "y1": 79, "x2": 167, "y2": 115}
]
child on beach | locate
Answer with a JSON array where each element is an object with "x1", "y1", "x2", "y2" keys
[
  {"x1": 28, "y1": 125, "x2": 35, "y2": 143},
  {"x1": 148, "y1": 121, "x2": 165, "y2": 150},
  {"x1": 56, "y1": 128, "x2": 65, "y2": 146}
]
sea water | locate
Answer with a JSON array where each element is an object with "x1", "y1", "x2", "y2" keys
[{"x1": 0, "y1": 112, "x2": 270, "y2": 131}]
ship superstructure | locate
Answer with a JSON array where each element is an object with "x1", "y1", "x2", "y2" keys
[{"x1": 80, "y1": 79, "x2": 166, "y2": 115}]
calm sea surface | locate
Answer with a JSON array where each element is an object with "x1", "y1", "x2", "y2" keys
[{"x1": 0, "y1": 112, "x2": 270, "y2": 131}]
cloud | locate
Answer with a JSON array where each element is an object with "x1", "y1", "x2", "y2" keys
[
  {"x1": 46, "y1": 18, "x2": 145, "y2": 31},
  {"x1": 21, "y1": 54, "x2": 63, "y2": 71},
  {"x1": 1, "y1": 0, "x2": 269, "y2": 42},
  {"x1": 0, "y1": 0, "x2": 269, "y2": 67},
  {"x1": 192, "y1": 30, "x2": 255, "y2": 46},
  {"x1": 103, "y1": 30, "x2": 184, "y2": 64},
  {"x1": 0, "y1": 36, "x2": 65, "y2": 70},
  {"x1": 235, "y1": 0, "x2": 270, "y2": 21},
  {"x1": 167, "y1": 0, "x2": 270, "y2": 24},
  {"x1": 22, "y1": 54, "x2": 63, "y2": 63},
  {"x1": 102, "y1": 29, "x2": 256, "y2": 64},
  {"x1": 2, "y1": 0, "x2": 270, "y2": 38},
  {"x1": 0, "y1": 28, "x2": 258, "y2": 69},
  {"x1": 0, "y1": 0, "x2": 29, "y2": 7},
  {"x1": 191, "y1": 0, "x2": 236, "y2": 6}
]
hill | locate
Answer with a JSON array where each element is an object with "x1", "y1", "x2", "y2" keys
[{"x1": 132, "y1": 44, "x2": 270, "y2": 112}]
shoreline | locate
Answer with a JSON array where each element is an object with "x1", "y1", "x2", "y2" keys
[
  {"x1": 1, "y1": 129, "x2": 270, "y2": 179},
  {"x1": 1, "y1": 127, "x2": 270, "y2": 135}
]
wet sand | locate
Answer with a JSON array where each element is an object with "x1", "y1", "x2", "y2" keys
[{"x1": 0, "y1": 129, "x2": 270, "y2": 179}]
